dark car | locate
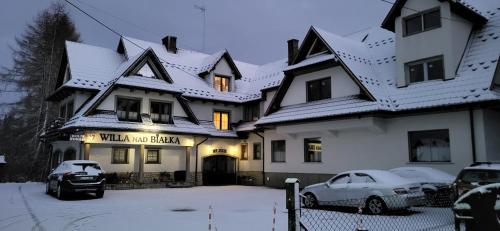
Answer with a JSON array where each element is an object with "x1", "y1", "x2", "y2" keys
[
  {"x1": 46, "y1": 160, "x2": 106, "y2": 199},
  {"x1": 452, "y1": 162, "x2": 500, "y2": 201}
]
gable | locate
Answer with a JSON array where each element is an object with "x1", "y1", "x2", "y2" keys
[
  {"x1": 199, "y1": 51, "x2": 243, "y2": 80},
  {"x1": 131, "y1": 58, "x2": 160, "y2": 79},
  {"x1": 122, "y1": 48, "x2": 173, "y2": 83},
  {"x1": 381, "y1": 0, "x2": 488, "y2": 32},
  {"x1": 292, "y1": 29, "x2": 333, "y2": 64},
  {"x1": 281, "y1": 66, "x2": 361, "y2": 107}
]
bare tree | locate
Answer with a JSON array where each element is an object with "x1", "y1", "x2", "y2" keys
[{"x1": 0, "y1": 2, "x2": 80, "y2": 181}]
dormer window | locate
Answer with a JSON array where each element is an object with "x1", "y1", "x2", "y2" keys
[
  {"x1": 307, "y1": 77, "x2": 331, "y2": 102},
  {"x1": 406, "y1": 56, "x2": 444, "y2": 84},
  {"x1": 150, "y1": 101, "x2": 172, "y2": 124},
  {"x1": 214, "y1": 75, "x2": 230, "y2": 92},
  {"x1": 404, "y1": 8, "x2": 441, "y2": 36},
  {"x1": 116, "y1": 97, "x2": 141, "y2": 122},
  {"x1": 306, "y1": 38, "x2": 329, "y2": 58}
]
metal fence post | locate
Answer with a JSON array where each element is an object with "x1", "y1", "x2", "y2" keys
[{"x1": 285, "y1": 178, "x2": 300, "y2": 231}]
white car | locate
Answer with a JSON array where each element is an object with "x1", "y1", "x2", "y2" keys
[
  {"x1": 390, "y1": 167, "x2": 455, "y2": 204},
  {"x1": 300, "y1": 170, "x2": 425, "y2": 214}
]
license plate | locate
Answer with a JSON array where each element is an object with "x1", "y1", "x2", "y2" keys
[{"x1": 80, "y1": 176, "x2": 93, "y2": 180}]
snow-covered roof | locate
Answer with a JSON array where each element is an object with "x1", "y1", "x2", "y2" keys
[
  {"x1": 0, "y1": 155, "x2": 6, "y2": 164},
  {"x1": 257, "y1": 1, "x2": 500, "y2": 125}
]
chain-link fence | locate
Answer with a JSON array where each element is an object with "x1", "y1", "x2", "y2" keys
[{"x1": 300, "y1": 194, "x2": 455, "y2": 231}]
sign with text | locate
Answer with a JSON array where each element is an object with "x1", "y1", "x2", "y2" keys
[{"x1": 83, "y1": 131, "x2": 194, "y2": 146}]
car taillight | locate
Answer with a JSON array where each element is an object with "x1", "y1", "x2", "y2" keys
[{"x1": 393, "y1": 188, "x2": 408, "y2": 195}]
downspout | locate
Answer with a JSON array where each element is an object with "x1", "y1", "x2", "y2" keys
[
  {"x1": 194, "y1": 137, "x2": 209, "y2": 186},
  {"x1": 254, "y1": 131, "x2": 265, "y2": 186},
  {"x1": 469, "y1": 109, "x2": 477, "y2": 163}
]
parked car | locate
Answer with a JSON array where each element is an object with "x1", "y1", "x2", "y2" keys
[
  {"x1": 301, "y1": 170, "x2": 425, "y2": 214},
  {"x1": 390, "y1": 167, "x2": 455, "y2": 205},
  {"x1": 452, "y1": 162, "x2": 500, "y2": 201},
  {"x1": 46, "y1": 160, "x2": 106, "y2": 199},
  {"x1": 453, "y1": 182, "x2": 500, "y2": 230}
]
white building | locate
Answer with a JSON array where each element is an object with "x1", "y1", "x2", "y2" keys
[{"x1": 46, "y1": 0, "x2": 500, "y2": 187}]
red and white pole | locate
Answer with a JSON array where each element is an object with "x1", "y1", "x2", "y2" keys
[{"x1": 208, "y1": 205, "x2": 213, "y2": 231}]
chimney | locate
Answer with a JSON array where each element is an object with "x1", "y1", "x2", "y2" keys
[
  {"x1": 287, "y1": 39, "x2": 299, "y2": 65},
  {"x1": 162, "y1": 36, "x2": 177, "y2": 54}
]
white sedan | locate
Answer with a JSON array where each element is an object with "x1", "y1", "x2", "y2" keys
[{"x1": 300, "y1": 170, "x2": 425, "y2": 214}]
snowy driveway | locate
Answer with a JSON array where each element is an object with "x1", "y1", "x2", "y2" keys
[{"x1": 0, "y1": 183, "x2": 287, "y2": 231}]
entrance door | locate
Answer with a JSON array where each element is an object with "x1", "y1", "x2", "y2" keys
[{"x1": 202, "y1": 155, "x2": 236, "y2": 185}]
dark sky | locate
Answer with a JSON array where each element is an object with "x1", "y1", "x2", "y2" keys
[{"x1": 0, "y1": 0, "x2": 392, "y2": 113}]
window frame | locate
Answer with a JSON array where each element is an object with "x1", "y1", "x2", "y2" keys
[
  {"x1": 240, "y1": 143, "x2": 248, "y2": 160},
  {"x1": 403, "y1": 8, "x2": 441, "y2": 37},
  {"x1": 253, "y1": 142, "x2": 262, "y2": 160},
  {"x1": 112, "y1": 147, "x2": 129, "y2": 164},
  {"x1": 213, "y1": 110, "x2": 231, "y2": 130},
  {"x1": 213, "y1": 75, "x2": 231, "y2": 92},
  {"x1": 304, "y1": 138, "x2": 322, "y2": 163},
  {"x1": 145, "y1": 149, "x2": 161, "y2": 164},
  {"x1": 149, "y1": 100, "x2": 173, "y2": 124},
  {"x1": 405, "y1": 56, "x2": 444, "y2": 84},
  {"x1": 271, "y1": 140, "x2": 286, "y2": 163},
  {"x1": 306, "y1": 77, "x2": 331, "y2": 102},
  {"x1": 408, "y1": 129, "x2": 451, "y2": 163},
  {"x1": 243, "y1": 103, "x2": 260, "y2": 121},
  {"x1": 116, "y1": 96, "x2": 142, "y2": 122}
]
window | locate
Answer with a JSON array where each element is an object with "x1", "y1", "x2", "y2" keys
[
  {"x1": 213, "y1": 111, "x2": 230, "y2": 130},
  {"x1": 59, "y1": 104, "x2": 66, "y2": 118},
  {"x1": 409, "y1": 129, "x2": 450, "y2": 162},
  {"x1": 404, "y1": 9, "x2": 441, "y2": 36},
  {"x1": 304, "y1": 138, "x2": 322, "y2": 162},
  {"x1": 150, "y1": 101, "x2": 172, "y2": 124},
  {"x1": 307, "y1": 77, "x2": 331, "y2": 102},
  {"x1": 112, "y1": 148, "x2": 129, "y2": 164},
  {"x1": 253, "y1": 143, "x2": 262, "y2": 160},
  {"x1": 351, "y1": 173, "x2": 375, "y2": 183},
  {"x1": 240, "y1": 143, "x2": 248, "y2": 160},
  {"x1": 146, "y1": 149, "x2": 160, "y2": 164},
  {"x1": 213, "y1": 75, "x2": 230, "y2": 92},
  {"x1": 66, "y1": 101, "x2": 74, "y2": 119},
  {"x1": 243, "y1": 103, "x2": 260, "y2": 121},
  {"x1": 329, "y1": 174, "x2": 350, "y2": 184},
  {"x1": 136, "y1": 62, "x2": 157, "y2": 78},
  {"x1": 116, "y1": 97, "x2": 141, "y2": 122},
  {"x1": 271, "y1": 140, "x2": 286, "y2": 162},
  {"x1": 406, "y1": 56, "x2": 444, "y2": 83}
]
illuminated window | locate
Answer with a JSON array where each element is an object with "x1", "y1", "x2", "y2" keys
[
  {"x1": 213, "y1": 76, "x2": 230, "y2": 92},
  {"x1": 116, "y1": 97, "x2": 141, "y2": 122},
  {"x1": 213, "y1": 111, "x2": 230, "y2": 130},
  {"x1": 241, "y1": 143, "x2": 248, "y2": 160},
  {"x1": 112, "y1": 148, "x2": 128, "y2": 164},
  {"x1": 304, "y1": 138, "x2": 322, "y2": 162},
  {"x1": 146, "y1": 149, "x2": 160, "y2": 164},
  {"x1": 150, "y1": 101, "x2": 172, "y2": 124}
]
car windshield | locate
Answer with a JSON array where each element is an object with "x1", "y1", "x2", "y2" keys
[{"x1": 459, "y1": 170, "x2": 500, "y2": 184}]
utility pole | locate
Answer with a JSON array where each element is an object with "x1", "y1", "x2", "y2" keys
[{"x1": 194, "y1": 4, "x2": 206, "y2": 52}]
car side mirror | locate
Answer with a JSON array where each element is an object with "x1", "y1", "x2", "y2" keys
[{"x1": 324, "y1": 182, "x2": 330, "y2": 188}]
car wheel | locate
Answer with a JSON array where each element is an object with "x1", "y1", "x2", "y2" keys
[
  {"x1": 303, "y1": 193, "x2": 318, "y2": 208},
  {"x1": 45, "y1": 181, "x2": 51, "y2": 195},
  {"x1": 366, "y1": 197, "x2": 386, "y2": 215},
  {"x1": 96, "y1": 190, "x2": 104, "y2": 199},
  {"x1": 56, "y1": 184, "x2": 65, "y2": 200}
]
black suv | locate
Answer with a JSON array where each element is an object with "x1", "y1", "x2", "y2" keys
[
  {"x1": 452, "y1": 162, "x2": 500, "y2": 201},
  {"x1": 46, "y1": 160, "x2": 106, "y2": 199}
]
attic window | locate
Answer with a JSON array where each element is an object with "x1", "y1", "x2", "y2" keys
[
  {"x1": 135, "y1": 62, "x2": 157, "y2": 78},
  {"x1": 306, "y1": 38, "x2": 329, "y2": 58},
  {"x1": 405, "y1": 56, "x2": 444, "y2": 84},
  {"x1": 214, "y1": 75, "x2": 230, "y2": 92},
  {"x1": 404, "y1": 8, "x2": 441, "y2": 36}
]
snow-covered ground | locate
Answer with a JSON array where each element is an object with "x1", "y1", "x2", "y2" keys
[{"x1": 0, "y1": 183, "x2": 287, "y2": 231}]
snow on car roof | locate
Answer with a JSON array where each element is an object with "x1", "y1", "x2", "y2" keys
[
  {"x1": 390, "y1": 167, "x2": 455, "y2": 182},
  {"x1": 62, "y1": 160, "x2": 99, "y2": 165},
  {"x1": 465, "y1": 163, "x2": 500, "y2": 170},
  {"x1": 343, "y1": 169, "x2": 413, "y2": 185}
]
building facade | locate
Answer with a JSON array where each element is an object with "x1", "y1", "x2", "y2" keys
[{"x1": 45, "y1": 0, "x2": 500, "y2": 187}]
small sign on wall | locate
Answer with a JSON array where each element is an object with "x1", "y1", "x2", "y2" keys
[{"x1": 212, "y1": 148, "x2": 227, "y2": 154}]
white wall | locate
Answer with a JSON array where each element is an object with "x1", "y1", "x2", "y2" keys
[
  {"x1": 281, "y1": 66, "x2": 360, "y2": 107},
  {"x1": 143, "y1": 146, "x2": 186, "y2": 172},
  {"x1": 96, "y1": 88, "x2": 187, "y2": 117},
  {"x1": 189, "y1": 101, "x2": 242, "y2": 123},
  {"x1": 264, "y1": 111, "x2": 475, "y2": 176},
  {"x1": 395, "y1": 0, "x2": 473, "y2": 86},
  {"x1": 89, "y1": 145, "x2": 136, "y2": 173}
]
